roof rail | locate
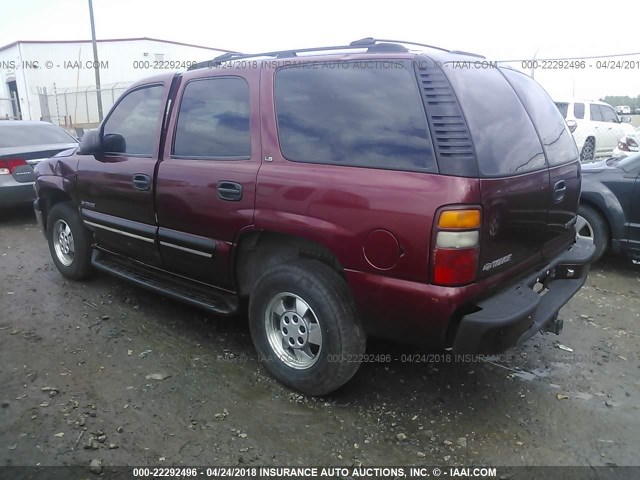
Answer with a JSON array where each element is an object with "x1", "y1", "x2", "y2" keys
[
  {"x1": 187, "y1": 38, "x2": 484, "y2": 71},
  {"x1": 350, "y1": 37, "x2": 486, "y2": 59},
  {"x1": 187, "y1": 42, "x2": 410, "y2": 70}
]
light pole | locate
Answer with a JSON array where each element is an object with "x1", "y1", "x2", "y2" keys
[{"x1": 88, "y1": 0, "x2": 103, "y2": 121}]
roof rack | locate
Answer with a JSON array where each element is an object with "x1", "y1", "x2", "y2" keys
[
  {"x1": 188, "y1": 42, "x2": 408, "y2": 70},
  {"x1": 188, "y1": 37, "x2": 483, "y2": 70},
  {"x1": 350, "y1": 38, "x2": 486, "y2": 59}
]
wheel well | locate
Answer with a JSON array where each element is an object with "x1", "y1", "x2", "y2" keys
[
  {"x1": 38, "y1": 188, "x2": 72, "y2": 232},
  {"x1": 579, "y1": 200, "x2": 611, "y2": 239},
  {"x1": 234, "y1": 231, "x2": 344, "y2": 296}
]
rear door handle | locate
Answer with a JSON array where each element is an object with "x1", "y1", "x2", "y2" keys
[
  {"x1": 553, "y1": 180, "x2": 566, "y2": 203},
  {"x1": 217, "y1": 181, "x2": 243, "y2": 201},
  {"x1": 132, "y1": 174, "x2": 151, "y2": 191}
]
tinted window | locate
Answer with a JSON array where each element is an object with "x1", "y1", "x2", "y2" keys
[
  {"x1": 502, "y1": 69, "x2": 578, "y2": 166},
  {"x1": 590, "y1": 104, "x2": 603, "y2": 121},
  {"x1": 274, "y1": 61, "x2": 435, "y2": 172},
  {"x1": 0, "y1": 124, "x2": 76, "y2": 148},
  {"x1": 555, "y1": 102, "x2": 568, "y2": 118},
  {"x1": 442, "y1": 65, "x2": 545, "y2": 177},
  {"x1": 103, "y1": 85, "x2": 164, "y2": 155},
  {"x1": 173, "y1": 78, "x2": 251, "y2": 158},
  {"x1": 600, "y1": 105, "x2": 618, "y2": 123},
  {"x1": 574, "y1": 102, "x2": 585, "y2": 119}
]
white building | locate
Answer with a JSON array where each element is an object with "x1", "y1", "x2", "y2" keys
[{"x1": 0, "y1": 37, "x2": 233, "y2": 126}]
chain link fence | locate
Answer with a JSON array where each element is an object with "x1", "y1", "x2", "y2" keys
[{"x1": 37, "y1": 83, "x2": 130, "y2": 130}]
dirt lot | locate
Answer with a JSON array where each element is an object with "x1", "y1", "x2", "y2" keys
[{"x1": 1, "y1": 206, "x2": 639, "y2": 469}]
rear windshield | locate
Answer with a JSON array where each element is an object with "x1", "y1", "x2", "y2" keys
[
  {"x1": 0, "y1": 124, "x2": 76, "y2": 148},
  {"x1": 555, "y1": 102, "x2": 569, "y2": 118},
  {"x1": 441, "y1": 64, "x2": 545, "y2": 177},
  {"x1": 502, "y1": 69, "x2": 579, "y2": 166},
  {"x1": 274, "y1": 61, "x2": 436, "y2": 173}
]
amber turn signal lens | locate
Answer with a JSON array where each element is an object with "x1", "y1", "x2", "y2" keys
[{"x1": 438, "y1": 209, "x2": 481, "y2": 229}]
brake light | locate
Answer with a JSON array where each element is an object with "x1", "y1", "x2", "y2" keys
[
  {"x1": 618, "y1": 137, "x2": 638, "y2": 152},
  {"x1": 0, "y1": 159, "x2": 27, "y2": 175},
  {"x1": 431, "y1": 207, "x2": 481, "y2": 286}
]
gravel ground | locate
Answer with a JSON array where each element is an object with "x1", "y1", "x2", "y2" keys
[{"x1": 1, "y1": 206, "x2": 639, "y2": 469}]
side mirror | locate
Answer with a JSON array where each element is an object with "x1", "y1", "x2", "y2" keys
[
  {"x1": 103, "y1": 133, "x2": 126, "y2": 153},
  {"x1": 77, "y1": 129, "x2": 101, "y2": 155},
  {"x1": 620, "y1": 115, "x2": 632, "y2": 123},
  {"x1": 566, "y1": 119, "x2": 578, "y2": 133}
]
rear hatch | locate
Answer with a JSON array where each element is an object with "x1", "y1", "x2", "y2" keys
[{"x1": 438, "y1": 62, "x2": 580, "y2": 279}]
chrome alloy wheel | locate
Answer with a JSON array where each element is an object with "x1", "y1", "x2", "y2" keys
[
  {"x1": 575, "y1": 215, "x2": 594, "y2": 243},
  {"x1": 264, "y1": 292, "x2": 322, "y2": 369},
  {"x1": 53, "y1": 219, "x2": 75, "y2": 267}
]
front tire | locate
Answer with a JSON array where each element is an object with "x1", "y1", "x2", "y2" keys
[
  {"x1": 47, "y1": 202, "x2": 93, "y2": 280},
  {"x1": 576, "y1": 204, "x2": 609, "y2": 262},
  {"x1": 248, "y1": 259, "x2": 366, "y2": 395}
]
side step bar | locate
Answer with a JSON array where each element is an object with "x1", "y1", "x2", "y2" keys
[{"x1": 91, "y1": 250, "x2": 238, "y2": 315}]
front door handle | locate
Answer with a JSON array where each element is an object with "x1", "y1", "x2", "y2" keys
[
  {"x1": 217, "y1": 181, "x2": 243, "y2": 201},
  {"x1": 133, "y1": 174, "x2": 151, "y2": 191},
  {"x1": 553, "y1": 180, "x2": 566, "y2": 203}
]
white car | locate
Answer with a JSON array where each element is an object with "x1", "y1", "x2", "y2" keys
[
  {"x1": 616, "y1": 105, "x2": 631, "y2": 115},
  {"x1": 554, "y1": 99, "x2": 635, "y2": 161},
  {"x1": 613, "y1": 126, "x2": 640, "y2": 157}
]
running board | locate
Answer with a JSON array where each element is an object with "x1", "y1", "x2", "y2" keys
[{"x1": 91, "y1": 250, "x2": 238, "y2": 315}]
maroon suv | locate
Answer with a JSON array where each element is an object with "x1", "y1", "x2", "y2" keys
[{"x1": 33, "y1": 39, "x2": 595, "y2": 395}]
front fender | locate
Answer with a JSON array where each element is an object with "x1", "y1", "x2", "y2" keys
[{"x1": 580, "y1": 183, "x2": 626, "y2": 243}]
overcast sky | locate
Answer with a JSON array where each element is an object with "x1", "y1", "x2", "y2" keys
[{"x1": 3, "y1": 0, "x2": 639, "y2": 99}]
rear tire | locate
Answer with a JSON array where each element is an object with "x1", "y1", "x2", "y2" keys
[
  {"x1": 248, "y1": 259, "x2": 366, "y2": 395},
  {"x1": 576, "y1": 204, "x2": 608, "y2": 262},
  {"x1": 47, "y1": 202, "x2": 93, "y2": 280},
  {"x1": 580, "y1": 138, "x2": 595, "y2": 162}
]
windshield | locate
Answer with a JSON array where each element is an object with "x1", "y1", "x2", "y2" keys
[{"x1": 0, "y1": 123, "x2": 77, "y2": 148}]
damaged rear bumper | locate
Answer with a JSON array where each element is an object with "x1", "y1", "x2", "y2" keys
[{"x1": 453, "y1": 237, "x2": 595, "y2": 354}]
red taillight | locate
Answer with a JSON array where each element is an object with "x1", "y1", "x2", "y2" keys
[
  {"x1": 433, "y1": 248, "x2": 479, "y2": 286},
  {"x1": 0, "y1": 159, "x2": 27, "y2": 175},
  {"x1": 618, "y1": 137, "x2": 639, "y2": 152},
  {"x1": 431, "y1": 207, "x2": 481, "y2": 286}
]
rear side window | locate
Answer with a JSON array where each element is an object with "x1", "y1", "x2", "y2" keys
[
  {"x1": 441, "y1": 65, "x2": 544, "y2": 177},
  {"x1": 574, "y1": 102, "x2": 585, "y2": 119},
  {"x1": 274, "y1": 61, "x2": 435, "y2": 172},
  {"x1": 590, "y1": 104, "x2": 603, "y2": 121},
  {"x1": 103, "y1": 85, "x2": 164, "y2": 155},
  {"x1": 501, "y1": 69, "x2": 578, "y2": 166},
  {"x1": 173, "y1": 77, "x2": 251, "y2": 158},
  {"x1": 555, "y1": 102, "x2": 568, "y2": 118}
]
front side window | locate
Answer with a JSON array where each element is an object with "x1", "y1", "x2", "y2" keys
[
  {"x1": 103, "y1": 85, "x2": 164, "y2": 155},
  {"x1": 574, "y1": 103, "x2": 585, "y2": 119},
  {"x1": 274, "y1": 61, "x2": 435, "y2": 172},
  {"x1": 173, "y1": 77, "x2": 251, "y2": 158},
  {"x1": 600, "y1": 105, "x2": 619, "y2": 123},
  {"x1": 590, "y1": 104, "x2": 603, "y2": 121}
]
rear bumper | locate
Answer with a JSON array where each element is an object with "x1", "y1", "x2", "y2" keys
[
  {"x1": 0, "y1": 181, "x2": 35, "y2": 207},
  {"x1": 453, "y1": 237, "x2": 595, "y2": 354}
]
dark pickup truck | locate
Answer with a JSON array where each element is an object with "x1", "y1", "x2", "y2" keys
[{"x1": 33, "y1": 39, "x2": 595, "y2": 395}]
